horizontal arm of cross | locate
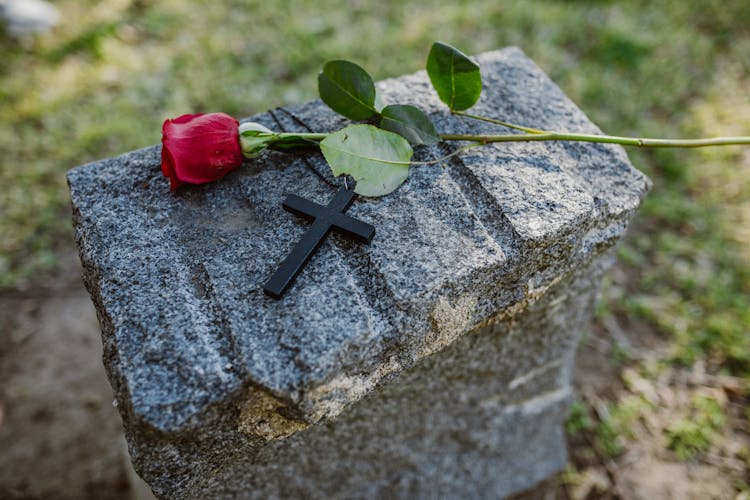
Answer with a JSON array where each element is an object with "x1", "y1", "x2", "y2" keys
[
  {"x1": 282, "y1": 191, "x2": 374, "y2": 242},
  {"x1": 331, "y1": 213, "x2": 375, "y2": 243},
  {"x1": 282, "y1": 194, "x2": 324, "y2": 222}
]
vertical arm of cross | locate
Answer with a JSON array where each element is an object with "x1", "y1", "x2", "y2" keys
[
  {"x1": 263, "y1": 216, "x2": 330, "y2": 299},
  {"x1": 326, "y1": 188, "x2": 357, "y2": 212}
]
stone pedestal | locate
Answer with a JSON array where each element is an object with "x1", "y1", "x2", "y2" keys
[{"x1": 68, "y1": 48, "x2": 649, "y2": 499}]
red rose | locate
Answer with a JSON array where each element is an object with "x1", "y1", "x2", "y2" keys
[{"x1": 161, "y1": 113, "x2": 244, "y2": 190}]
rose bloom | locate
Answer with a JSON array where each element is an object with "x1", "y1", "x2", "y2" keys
[{"x1": 161, "y1": 112, "x2": 244, "y2": 190}]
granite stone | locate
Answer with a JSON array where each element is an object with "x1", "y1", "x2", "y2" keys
[{"x1": 68, "y1": 47, "x2": 650, "y2": 498}]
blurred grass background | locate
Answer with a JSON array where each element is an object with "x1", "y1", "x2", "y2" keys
[{"x1": 1, "y1": 0, "x2": 749, "y2": 494}]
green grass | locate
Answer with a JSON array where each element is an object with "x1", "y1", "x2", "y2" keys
[
  {"x1": 2, "y1": 1, "x2": 748, "y2": 287},
  {"x1": 665, "y1": 393, "x2": 726, "y2": 460},
  {"x1": 2, "y1": 0, "x2": 749, "y2": 446},
  {"x1": 567, "y1": 394, "x2": 653, "y2": 460}
]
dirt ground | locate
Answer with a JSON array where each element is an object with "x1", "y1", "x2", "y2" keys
[
  {"x1": 563, "y1": 329, "x2": 741, "y2": 500},
  {"x1": 0, "y1": 249, "x2": 152, "y2": 500},
  {"x1": 0, "y1": 248, "x2": 741, "y2": 499}
]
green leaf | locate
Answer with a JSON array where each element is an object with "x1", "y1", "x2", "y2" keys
[
  {"x1": 426, "y1": 42, "x2": 482, "y2": 111},
  {"x1": 318, "y1": 60, "x2": 378, "y2": 121},
  {"x1": 380, "y1": 104, "x2": 440, "y2": 145},
  {"x1": 320, "y1": 124, "x2": 412, "y2": 197}
]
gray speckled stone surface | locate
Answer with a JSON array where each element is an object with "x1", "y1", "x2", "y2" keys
[{"x1": 68, "y1": 47, "x2": 649, "y2": 499}]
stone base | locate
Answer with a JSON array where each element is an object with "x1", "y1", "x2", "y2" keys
[{"x1": 129, "y1": 254, "x2": 609, "y2": 499}]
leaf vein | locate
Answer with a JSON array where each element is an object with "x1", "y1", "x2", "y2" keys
[
  {"x1": 322, "y1": 142, "x2": 411, "y2": 165},
  {"x1": 324, "y1": 75, "x2": 375, "y2": 114}
]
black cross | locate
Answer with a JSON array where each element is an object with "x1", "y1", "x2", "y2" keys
[{"x1": 263, "y1": 188, "x2": 375, "y2": 299}]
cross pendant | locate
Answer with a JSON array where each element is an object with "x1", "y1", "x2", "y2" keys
[{"x1": 263, "y1": 188, "x2": 375, "y2": 299}]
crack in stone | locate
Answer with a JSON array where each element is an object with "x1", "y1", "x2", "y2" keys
[{"x1": 445, "y1": 156, "x2": 523, "y2": 260}]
